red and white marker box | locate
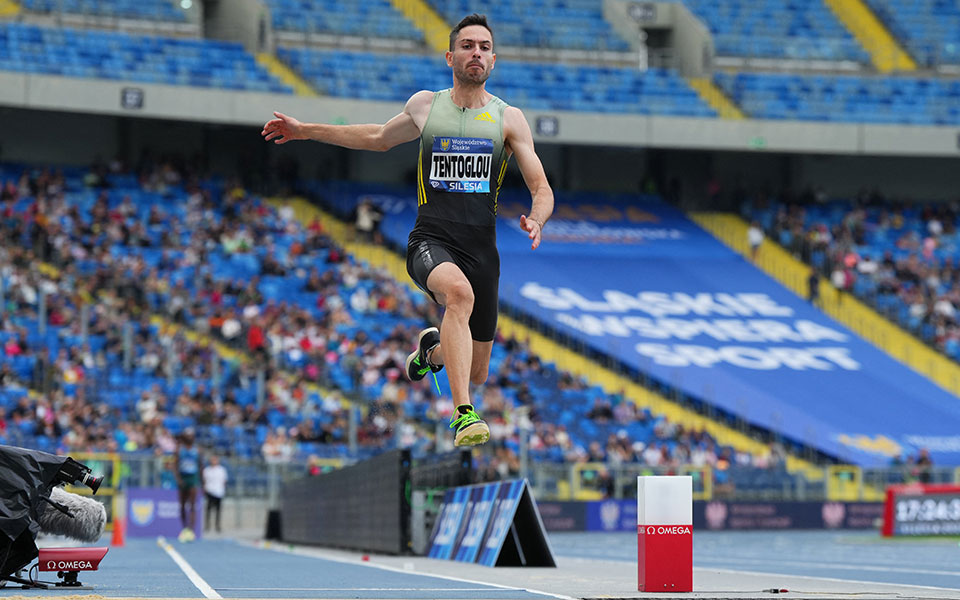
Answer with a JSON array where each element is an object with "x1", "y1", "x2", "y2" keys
[{"x1": 637, "y1": 475, "x2": 692, "y2": 592}]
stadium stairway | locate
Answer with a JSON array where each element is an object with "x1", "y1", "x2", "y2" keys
[
  {"x1": 389, "y1": 0, "x2": 448, "y2": 52},
  {"x1": 823, "y1": 0, "x2": 915, "y2": 72},
  {"x1": 687, "y1": 77, "x2": 744, "y2": 119},
  {"x1": 691, "y1": 213, "x2": 960, "y2": 398},
  {"x1": 271, "y1": 196, "x2": 822, "y2": 476},
  {"x1": 0, "y1": 0, "x2": 20, "y2": 17},
  {"x1": 255, "y1": 53, "x2": 317, "y2": 97}
]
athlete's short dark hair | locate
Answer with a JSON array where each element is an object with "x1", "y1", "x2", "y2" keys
[{"x1": 449, "y1": 13, "x2": 493, "y2": 51}]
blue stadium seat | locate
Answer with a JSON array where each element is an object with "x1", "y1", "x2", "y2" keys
[
  {"x1": 714, "y1": 71, "x2": 960, "y2": 125},
  {"x1": 424, "y1": 0, "x2": 630, "y2": 52},
  {"x1": 0, "y1": 23, "x2": 293, "y2": 94},
  {"x1": 678, "y1": 0, "x2": 869, "y2": 62},
  {"x1": 866, "y1": 0, "x2": 960, "y2": 65},
  {"x1": 264, "y1": 0, "x2": 423, "y2": 42},
  {"x1": 22, "y1": 0, "x2": 188, "y2": 22},
  {"x1": 277, "y1": 47, "x2": 716, "y2": 117}
]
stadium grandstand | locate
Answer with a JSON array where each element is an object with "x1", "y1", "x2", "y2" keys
[{"x1": 1, "y1": 2, "x2": 960, "y2": 594}]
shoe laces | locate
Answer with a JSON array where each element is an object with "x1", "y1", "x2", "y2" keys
[{"x1": 450, "y1": 406, "x2": 482, "y2": 430}]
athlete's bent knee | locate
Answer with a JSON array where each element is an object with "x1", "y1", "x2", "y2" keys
[
  {"x1": 470, "y1": 370, "x2": 488, "y2": 386},
  {"x1": 444, "y1": 280, "x2": 475, "y2": 311}
]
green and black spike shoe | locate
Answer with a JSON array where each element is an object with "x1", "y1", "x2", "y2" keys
[
  {"x1": 405, "y1": 327, "x2": 442, "y2": 382},
  {"x1": 451, "y1": 404, "x2": 490, "y2": 447}
]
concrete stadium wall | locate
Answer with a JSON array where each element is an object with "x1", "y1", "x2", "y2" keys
[
  {"x1": 1, "y1": 72, "x2": 959, "y2": 157},
  {"x1": 1, "y1": 74, "x2": 958, "y2": 202}
]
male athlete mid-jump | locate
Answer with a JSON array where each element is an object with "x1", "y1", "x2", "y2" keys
[{"x1": 262, "y1": 13, "x2": 554, "y2": 446}]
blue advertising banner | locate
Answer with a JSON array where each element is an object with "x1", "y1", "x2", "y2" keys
[
  {"x1": 477, "y1": 479, "x2": 526, "y2": 567},
  {"x1": 318, "y1": 182, "x2": 960, "y2": 466},
  {"x1": 425, "y1": 478, "x2": 554, "y2": 567},
  {"x1": 538, "y1": 500, "x2": 883, "y2": 532},
  {"x1": 585, "y1": 498, "x2": 639, "y2": 532},
  {"x1": 427, "y1": 486, "x2": 470, "y2": 559},
  {"x1": 453, "y1": 482, "x2": 501, "y2": 563},
  {"x1": 127, "y1": 488, "x2": 202, "y2": 539},
  {"x1": 535, "y1": 501, "x2": 587, "y2": 532}
]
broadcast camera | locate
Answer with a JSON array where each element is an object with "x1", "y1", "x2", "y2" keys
[
  {"x1": 0, "y1": 446, "x2": 109, "y2": 589},
  {"x1": 54, "y1": 457, "x2": 104, "y2": 494}
]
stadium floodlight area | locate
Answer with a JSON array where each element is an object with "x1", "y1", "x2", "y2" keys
[
  {"x1": 0, "y1": 23, "x2": 291, "y2": 93},
  {"x1": 714, "y1": 71, "x2": 960, "y2": 125},
  {"x1": 277, "y1": 47, "x2": 715, "y2": 116},
  {"x1": 866, "y1": 0, "x2": 960, "y2": 66}
]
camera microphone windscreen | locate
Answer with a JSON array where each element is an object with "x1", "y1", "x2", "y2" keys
[{"x1": 37, "y1": 487, "x2": 107, "y2": 542}]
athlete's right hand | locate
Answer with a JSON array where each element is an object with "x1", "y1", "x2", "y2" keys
[{"x1": 262, "y1": 112, "x2": 305, "y2": 144}]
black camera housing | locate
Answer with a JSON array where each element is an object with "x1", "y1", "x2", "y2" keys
[{"x1": 55, "y1": 457, "x2": 102, "y2": 494}]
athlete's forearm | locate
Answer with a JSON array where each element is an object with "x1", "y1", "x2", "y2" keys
[
  {"x1": 528, "y1": 185, "x2": 554, "y2": 226},
  {"x1": 300, "y1": 122, "x2": 387, "y2": 151}
]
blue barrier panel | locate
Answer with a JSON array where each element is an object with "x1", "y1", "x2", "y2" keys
[
  {"x1": 476, "y1": 480, "x2": 526, "y2": 567},
  {"x1": 427, "y1": 478, "x2": 554, "y2": 567},
  {"x1": 453, "y1": 482, "x2": 501, "y2": 563},
  {"x1": 323, "y1": 183, "x2": 960, "y2": 466},
  {"x1": 428, "y1": 486, "x2": 470, "y2": 560}
]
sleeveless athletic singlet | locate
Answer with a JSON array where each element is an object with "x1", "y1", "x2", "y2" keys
[{"x1": 405, "y1": 89, "x2": 512, "y2": 342}]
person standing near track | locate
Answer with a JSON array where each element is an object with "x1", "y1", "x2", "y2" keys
[
  {"x1": 175, "y1": 430, "x2": 202, "y2": 542},
  {"x1": 262, "y1": 14, "x2": 554, "y2": 447},
  {"x1": 202, "y1": 454, "x2": 228, "y2": 534}
]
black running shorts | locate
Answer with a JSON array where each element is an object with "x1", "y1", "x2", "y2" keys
[{"x1": 406, "y1": 218, "x2": 499, "y2": 342}]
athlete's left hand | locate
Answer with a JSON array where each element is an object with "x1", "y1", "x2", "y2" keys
[{"x1": 520, "y1": 214, "x2": 542, "y2": 250}]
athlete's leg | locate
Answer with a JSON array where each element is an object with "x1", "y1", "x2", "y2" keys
[
  {"x1": 428, "y1": 255, "x2": 497, "y2": 388},
  {"x1": 469, "y1": 340, "x2": 493, "y2": 386},
  {"x1": 425, "y1": 262, "x2": 474, "y2": 408},
  {"x1": 424, "y1": 339, "x2": 491, "y2": 385},
  {"x1": 186, "y1": 486, "x2": 197, "y2": 532}
]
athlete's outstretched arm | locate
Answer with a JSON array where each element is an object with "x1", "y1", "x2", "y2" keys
[
  {"x1": 262, "y1": 90, "x2": 432, "y2": 151},
  {"x1": 505, "y1": 107, "x2": 554, "y2": 250}
]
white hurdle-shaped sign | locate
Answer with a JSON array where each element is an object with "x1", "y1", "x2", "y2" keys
[{"x1": 637, "y1": 475, "x2": 692, "y2": 592}]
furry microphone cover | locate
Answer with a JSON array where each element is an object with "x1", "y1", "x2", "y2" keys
[{"x1": 37, "y1": 486, "x2": 107, "y2": 542}]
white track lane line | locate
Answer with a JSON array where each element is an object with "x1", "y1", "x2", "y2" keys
[
  {"x1": 157, "y1": 536, "x2": 222, "y2": 599},
  {"x1": 237, "y1": 539, "x2": 574, "y2": 600},
  {"x1": 216, "y1": 587, "x2": 529, "y2": 592}
]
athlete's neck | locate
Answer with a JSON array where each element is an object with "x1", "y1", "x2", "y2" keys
[{"x1": 449, "y1": 84, "x2": 491, "y2": 110}]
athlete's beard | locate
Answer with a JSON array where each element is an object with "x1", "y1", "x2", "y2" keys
[{"x1": 453, "y1": 61, "x2": 490, "y2": 87}]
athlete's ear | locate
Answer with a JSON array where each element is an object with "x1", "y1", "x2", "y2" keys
[{"x1": 445, "y1": 50, "x2": 454, "y2": 67}]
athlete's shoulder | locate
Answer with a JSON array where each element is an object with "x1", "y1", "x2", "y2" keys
[
  {"x1": 502, "y1": 105, "x2": 528, "y2": 128},
  {"x1": 489, "y1": 94, "x2": 511, "y2": 110},
  {"x1": 405, "y1": 89, "x2": 437, "y2": 110}
]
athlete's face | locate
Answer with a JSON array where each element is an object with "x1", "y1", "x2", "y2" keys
[{"x1": 447, "y1": 25, "x2": 495, "y2": 86}]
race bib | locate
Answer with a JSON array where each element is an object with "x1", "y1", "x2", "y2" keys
[{"x1": 429, "y1": 137, "x2": 493, "y2": 193}]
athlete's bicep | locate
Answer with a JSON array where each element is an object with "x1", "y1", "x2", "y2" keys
[
  {"x1": 377, "y1": 90, "x2": 432, "y2": 151},
  {"x1": 378, "y1": 112, "x2": 421, "y2": 150},
  {"x1": 504, "y1": 108, "x2": 549, "y2": 193}
]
